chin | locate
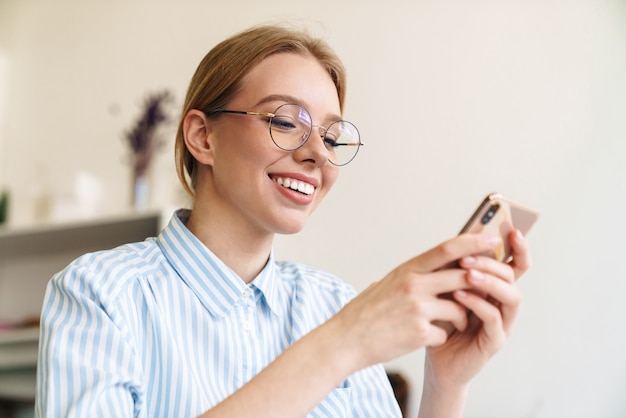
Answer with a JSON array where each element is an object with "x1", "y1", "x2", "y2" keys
[
  {"x1": 265, "y1": 203, "x2": 318, "y2": 236},
  {"x1": 268, "y1": 213, "x2": 310, "y2": 235},
  {"x1": 274, "y1": 221, "x2": 307, "y2": 236}
]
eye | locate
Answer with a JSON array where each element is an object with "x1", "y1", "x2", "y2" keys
[
  {"x1": 323, "y1": 129, "x2": 341, "y2": 148},
  {"x1": 323, "y1": 134, "x2": 339, "y2": 148},
  {"x1": 270, "y1": 116, "x2": 298, "y2": 131}
]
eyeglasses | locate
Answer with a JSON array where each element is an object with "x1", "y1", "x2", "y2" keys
[{"x1": 204, "y1": 103, "x2": 362, "y2": 166}]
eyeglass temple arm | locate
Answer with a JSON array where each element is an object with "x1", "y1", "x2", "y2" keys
[
  {"x1": 205, "y1": 109, "x2": 364, "y2": 146},
  {"x1": 205, "y1": 109, "x2": 276, "y2": 117}
]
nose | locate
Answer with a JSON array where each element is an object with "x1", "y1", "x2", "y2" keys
[{"x1": 292, "y1": 125, "x2": 331, "y2": 166}]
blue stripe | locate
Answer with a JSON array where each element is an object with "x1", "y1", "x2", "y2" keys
[{"x1": 36, "y1": 210, "x2": 401, "y2": 417}]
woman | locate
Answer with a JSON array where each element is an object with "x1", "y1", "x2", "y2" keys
[{"x1": 36, "y1": 24, "x2": 528, "y2": 418}]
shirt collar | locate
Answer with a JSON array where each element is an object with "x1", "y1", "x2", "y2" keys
[
  {"x1": 157, "y1": 209, "x2": 285, "y2": 318},
  {"x1": 250, "y1": 252, "x2": 287, "y2": 317}
]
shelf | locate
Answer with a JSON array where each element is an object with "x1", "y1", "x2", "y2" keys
[
  {"x1": 0, "y1": 369, "x2": 36, "y2": 401},
  {"x1": 0, "y1": 328, "x2": 39, "y2": 345},
  {"x1": 0, "y1": 328, "x2": 39, "y2": 371},
  {"x1": 0, "y1": 328, "x2": 38, "y2": 401},
  {"x1": 0, "y1": 211, "x2": 162, "y2": 258},
  {"x1": 0, "y1": 211, "x2": 162, "y2": 324},
  {"x1": 0, "y1": 212, "x2": 163, "y2": 404}
]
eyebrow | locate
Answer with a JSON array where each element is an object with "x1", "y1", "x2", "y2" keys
[{"x1": 254, "y1": 94, "x2": 342, "y2": 122}]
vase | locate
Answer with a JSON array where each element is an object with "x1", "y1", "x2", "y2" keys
[{"x1": 132, "y1": 172, "x2": 150, "y2": 211}]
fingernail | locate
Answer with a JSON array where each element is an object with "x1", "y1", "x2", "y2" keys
[
  {"x1": 487, "y1": 235, "x2": 501, "y2": 248},
  {"x1": 468, "y1": 269, "x2": 485, "y2": 283},
  {"x1": 515, "y1": 229, "x2": 524, "y2": 241},
  {"x1": 455, "y1": 290, "x2": 468, "y2": 298},
  {"x1": 461, "y1": 256, "x2": 476, "y2": 266}
]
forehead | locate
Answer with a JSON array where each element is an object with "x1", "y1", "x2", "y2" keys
[{"x1": 234, "y1": 52, "x2": 341, "y2": 115}]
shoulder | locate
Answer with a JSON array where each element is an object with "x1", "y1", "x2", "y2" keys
[{"x1": 49, "y1": 238, "x2": 164, "y2": 304}]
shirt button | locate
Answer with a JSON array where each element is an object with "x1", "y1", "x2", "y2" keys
[{"x1": 242, "y1": 321, "x2": 252, "y2": 332}]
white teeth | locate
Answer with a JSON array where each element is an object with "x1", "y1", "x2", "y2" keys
[{"x1": 273, "y1": 177, "x2": 314, "y2": 195}]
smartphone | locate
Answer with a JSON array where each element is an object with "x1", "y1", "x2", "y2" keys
[{"x1": 459, "y1": 192, "x2": 540, "y2": 262}]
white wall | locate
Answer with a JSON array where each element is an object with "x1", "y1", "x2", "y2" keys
[{"x1": 1, "y1": 0, "x2": 625, "y2": 416}]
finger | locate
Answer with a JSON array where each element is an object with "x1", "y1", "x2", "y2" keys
[
  {"x1": 431, "y1": 319, "x2": 456, "y2": 337},
  {"x1": 465, "y1": 269, "x2": 522, "y2": 333},
  {"x1": 452, "y1": 290, "x2": 507, "y2": 353},
  {"x1": 458, "y1": 255, "x2": 516, "y2": 284},
  {"x1": 424, "y1": 324, "x2": 450, "y2": 348},
  {"x1": 508, "y1": 229, "x2": 531, "y2": 279},
  {"x1": 414, "y1": 268, "x2": 475, "y2": 296},
  {"x1": 430, "y1": 298, "x2": 469, "y2": 332},
  {"x1": 466, "y1": 269, "x2": 521, "y2": 307},
  {"x1": 409, "y1": 233, "x2": 503, "y2": 273}
]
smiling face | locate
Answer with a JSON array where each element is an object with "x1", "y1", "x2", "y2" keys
[{"x1": 191, "y1": 52, "x2": 342, "y2": 238}]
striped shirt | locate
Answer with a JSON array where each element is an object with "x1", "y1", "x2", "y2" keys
[{"x1": 36, "y1": 209, "x2": 401, "y2": 417}]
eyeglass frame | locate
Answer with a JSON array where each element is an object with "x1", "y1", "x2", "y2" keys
[{"x1": 202, "y1": 103, "x2": 363, "y2": 166}]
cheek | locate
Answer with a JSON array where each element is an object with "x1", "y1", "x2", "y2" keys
[
  {"x1": 320, "y1": 166, "x2": 340, "y2": 197},
  {"x1": 326, "y1": 167, "x2": 339, "y2": 189},
  {"x1": 213, "y1": 129, "x2": 277, "y2": 167},
  {"x1": 309, "y1": 168, "x2": 338, "y2": 214}
]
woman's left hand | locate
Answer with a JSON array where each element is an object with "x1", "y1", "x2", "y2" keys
[{"x1": 423, "y1": 229, "x2": 530, "y2": 392}]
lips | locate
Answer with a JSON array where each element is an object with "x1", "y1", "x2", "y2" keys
[{"x1": 270, "y1": 176, "x2": 315, "y2": 195}]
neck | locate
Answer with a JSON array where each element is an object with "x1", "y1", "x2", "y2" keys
[{"x1": 186, "y1": 202, "x2": 274, "y2": 284}]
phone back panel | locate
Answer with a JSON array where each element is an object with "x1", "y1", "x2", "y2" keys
[{"x1": 460, "y1": 193, "x2": 539, "y2": 262}]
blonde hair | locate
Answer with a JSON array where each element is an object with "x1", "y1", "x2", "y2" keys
[{"x1": 175, "y1": 24, "x2": 347, "y2": 196}]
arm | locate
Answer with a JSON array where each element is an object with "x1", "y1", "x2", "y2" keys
[
  {"x1": 199, "y1": 313, "x2": 358, "y2": 418},
  {"x1": 36, "y1": 265, "x2": 141, "y2": 418},
  {"x1": 199, "y1": 233, "x2": 508, "y2": 418},
  {"x1": 418, "y1": 229, "x2": 529, "y2": 418}
]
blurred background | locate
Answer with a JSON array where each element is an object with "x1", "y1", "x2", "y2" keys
[{"x1": 0, "y1": 0, "x2": 625, "y2": 417}]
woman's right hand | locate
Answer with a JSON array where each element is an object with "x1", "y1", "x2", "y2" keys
[
  {"x1": 201, "y1": 233, "x2": 506, "y2": 418},
  {"x1": 328, "y1": 233, "x2": 503, "y2": 371}
]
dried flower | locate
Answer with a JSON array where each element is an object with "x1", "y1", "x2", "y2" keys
[{"x1": 125, "y1": 90, "x2": 173, "y2": 177}]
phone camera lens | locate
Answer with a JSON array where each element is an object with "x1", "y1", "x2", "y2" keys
[{"x1": 481, "y1": 203, "x2": 500, "y2": 224}]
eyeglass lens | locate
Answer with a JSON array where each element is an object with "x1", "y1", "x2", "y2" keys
[{"x1": 269, "y1": 104, "x2": 361, "y2": 166}]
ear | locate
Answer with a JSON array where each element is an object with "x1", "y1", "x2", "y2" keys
[{"x1": 183, "y1": 109, "x2": 216, "y2": 166}]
